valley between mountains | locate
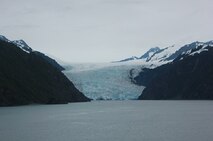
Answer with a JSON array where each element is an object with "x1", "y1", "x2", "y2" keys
[
  {"x1": 64, "y1": 40, "x2": 213, "y2": 100},
  {"x1": 1, "y1": 35, "x2": 213, "y2": 106}
]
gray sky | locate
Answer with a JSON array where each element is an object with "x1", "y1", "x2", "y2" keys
[{"x1": 0, "y1": 0, "x2": 213, "y2": 62}]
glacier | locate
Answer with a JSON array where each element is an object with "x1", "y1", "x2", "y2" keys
[
  {"x1": 63, "y1": 62, "x2": 145, "y2": 100},
  {"x1": 63, "y1": 41, "x2": 213, "y2": 100}
]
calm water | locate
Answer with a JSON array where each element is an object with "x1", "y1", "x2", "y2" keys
[{"x1": 0, "y1": 101, "x2": 213, "y2": 141}]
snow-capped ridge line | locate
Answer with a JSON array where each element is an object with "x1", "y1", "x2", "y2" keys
[
  {"x1": 0, "y1": 35, "x2": 9, "y2": 42},
  {"x1": 116, "y1": 40, "x2": 213, "y2": 67},
  {"x1": 0, "y1": 35, "x2": 33, "y2": 53},
  {"x1": 12, "y1": 40, "x2": 33, "y2": 53}
]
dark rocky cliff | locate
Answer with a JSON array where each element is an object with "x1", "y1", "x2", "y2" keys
[
  {"x1": 136, "y1": 45, "x2": 213, "y2": 100},
  {"x1": 0, "y1": 40, "x2": 90, "y2": 106}
]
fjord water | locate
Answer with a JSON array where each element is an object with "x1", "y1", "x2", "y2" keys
[{"x1": 0, "y1": 101, "x2": 213, "y2": 141}]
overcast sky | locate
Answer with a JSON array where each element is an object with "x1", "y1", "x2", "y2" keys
[{"x1": 0, "y1": 0, "x2": 213, "y2": 62}]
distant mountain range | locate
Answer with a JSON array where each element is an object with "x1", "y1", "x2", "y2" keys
[
  {"x1": 134, "y1": 42, "x2": 213, "y2": 100},
  {"x1": 0, "y1": 35, "x2": 90, "y2": 106},
  {"x1": 117, "y1": 41, "x2": 213, "y2": 66}
]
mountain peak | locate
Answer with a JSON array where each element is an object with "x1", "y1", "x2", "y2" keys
[
  {"x1": 115, "y1": 47, "x2": 161, "y2": 63},
  {"x1": 12, "y1": 40, "x2": 33, "y2": 53},
  {"x1": 0, "y1": 35, "x2": 65, "y2": 71},
  {"x1": 139, "y1": 47, "x2": 161, "y2": 59},
  {"x1": 0, "y1": 35, "x2": 33, "y2": 53},
  {"x1": 117, "y1": 56, "x2": 139, "y2": 62},
  {"x1": 0, "y1": 35, "x2": 9, "y2": 42}
]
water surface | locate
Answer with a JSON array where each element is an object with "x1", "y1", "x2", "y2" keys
[{"x1": 0, "y1": 101, "x2": 213, "y2": 141}]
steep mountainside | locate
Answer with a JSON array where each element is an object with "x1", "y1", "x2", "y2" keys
[
  {"x1": 136, "y1": 44, "x2": 213, "y2": 100},
  {"x1": 0, "y1": 39, "x2": 90, "y2": 106},
  {"x1": 33, "y1": 51, "x2": 65, "y2": 71}
]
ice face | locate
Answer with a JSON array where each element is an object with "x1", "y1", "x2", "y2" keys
[{"x1": 63, "y1": 63, "x2": 144, "y2": 100}]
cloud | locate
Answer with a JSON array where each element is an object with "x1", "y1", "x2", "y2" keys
[{"x1": 0, "y1": 0, "x2": 213, "y2": 62}]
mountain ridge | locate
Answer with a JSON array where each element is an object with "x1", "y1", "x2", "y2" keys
[
  {"x1": 0, "y1": 36, "x2": 90, "y2": 106},
  {"x1": 0, "y1": 35, "x2": 65, "y2": 71},
  {"x1": 116, "y1": 41, "x2": 213, "y2": 67},
  {"x1": 135, "y1": 44, "x2": 213, "y2": 100}
]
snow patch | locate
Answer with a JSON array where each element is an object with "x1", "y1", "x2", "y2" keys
[
  {"x1": 0, "y1": 35, "x2": 33, "y2": 53},
  {"x1": 189, "y1": 45, "x2": 210, "y2": 56},
  {"x1": 12, "y1": 40, "x2": 33, "y2": 53}
]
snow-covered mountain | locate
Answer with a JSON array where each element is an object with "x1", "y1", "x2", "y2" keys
[
  {"x1": 0, "y1": 35, "x2": 33, "y2": 53},
  {"x1": 139, "y1": 47, "x2": 160, "y2": 60},
  {"x1": 0, "y1": 35, "x2": 64, "y2": 71},
  {"x1": 136, "y1": 43, "x2": 213, "y2": 100},
  {"x1": 116, "y1": 56, "x2": 139, "y2": 62},
  {"x1": 116, "y1": 47, "x2": 160, "y2": 63},
  {"x1": 12, "y1": 40, "x2": 33, "y2": 53},
  {"x1": 147, "y1": 41, "x2": 213, "y2": 63},
  {"x1": 145, "y1": 45, "x2": 177, "y2": 63},
  {"x1": 0, "y1": 35, "x2": 9, "y2": 42},
  {"x1": 117, "y1": 41, "x2": 213, "y2": 67},
  {"x1": 175, "y1": 41, "x2": 213, "y2": 61}
]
